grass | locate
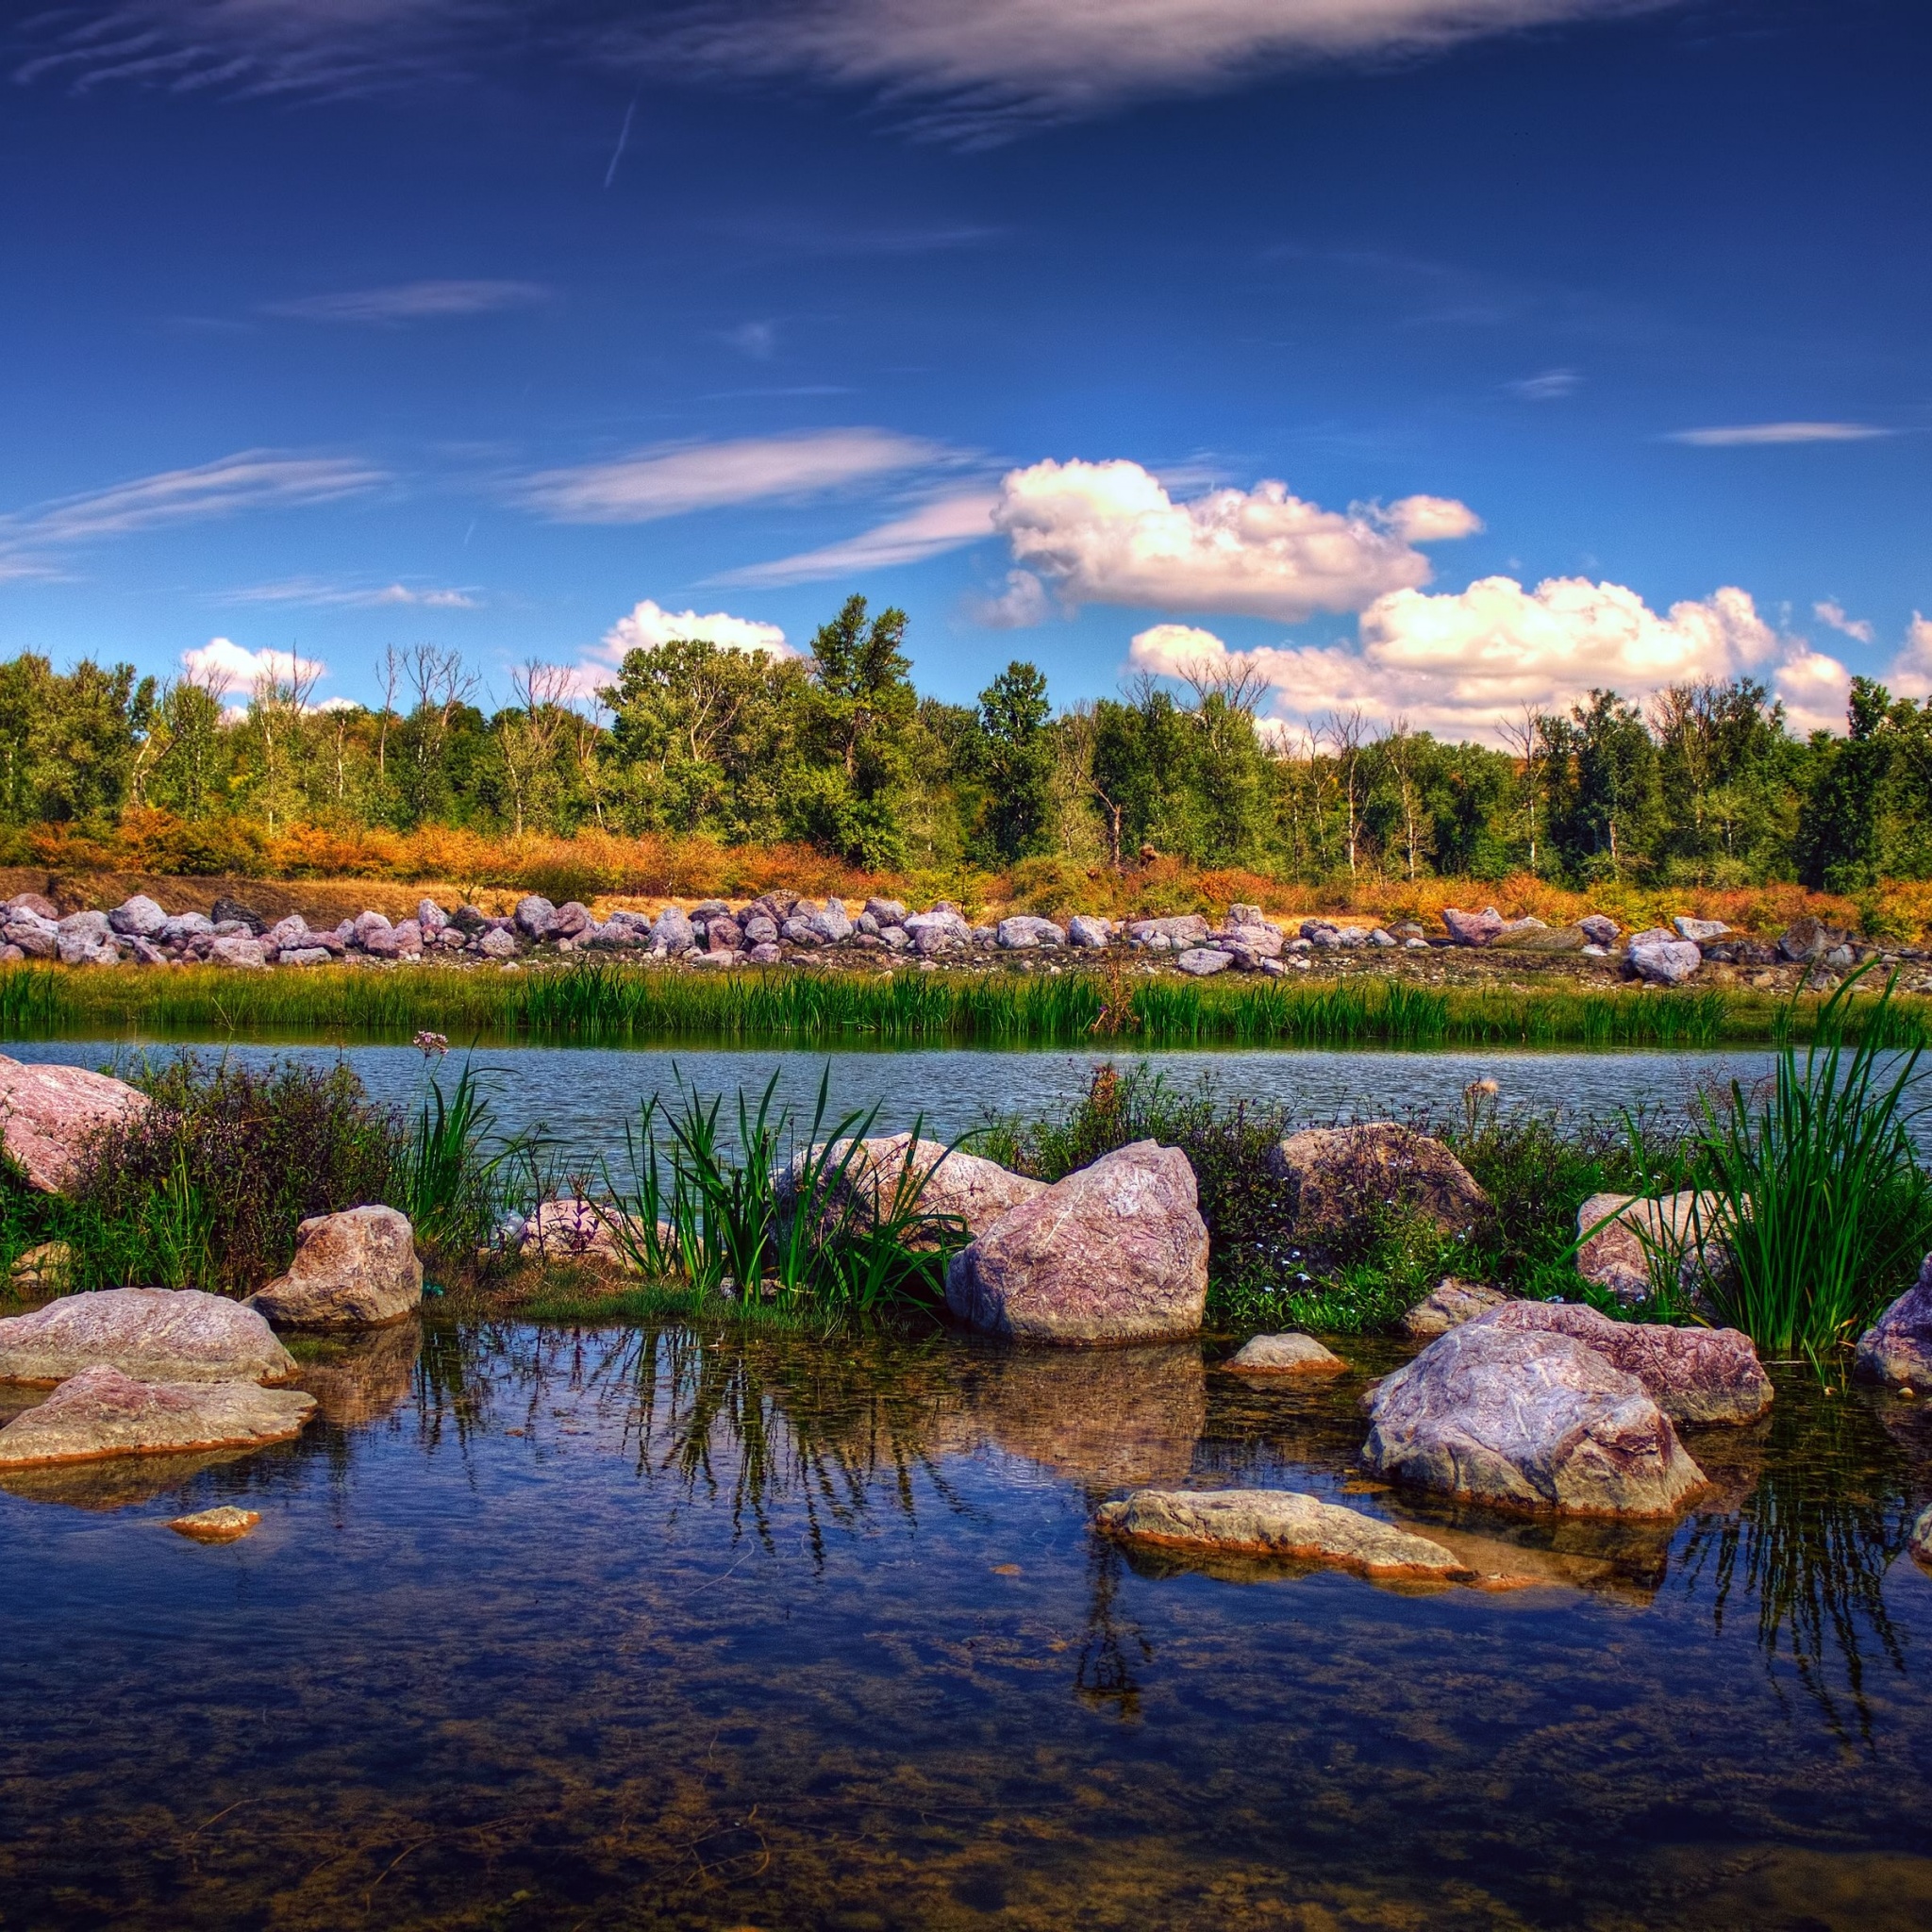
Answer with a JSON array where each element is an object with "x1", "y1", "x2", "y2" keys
[{"x1": 3, "y1": 956, "x2": 1920, "y2": 1051}]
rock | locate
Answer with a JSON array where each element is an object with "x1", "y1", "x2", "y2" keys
[
  {"x1": 125, "y1": 938, "x2": 165, "y2": 966},
  {"x1": 208, "y1": 935, "x2": 267, "y2": 970},
  {"x1": 1441, "y1": 906, "x2": 1505, "y2": 946},
  {"x1": 1270, "y1": 1123, "x2": 1489, "y2": 1242},
  {"x1": 0, "y1": 1286, "x2": 297, "y2": 1386},
  {"x1": 746, "y1": 941, "x2": 781, "y2": 965},
  {"x1": 706, "y1": 916, "x2": 742, "y2": 954},
  {"x1": 809, "y1": 898, "x2": 854, "y2": 944},
  {"x1": 4, "y1": 919, "x2": 57, "y2": 959},
  {"x1": 278, "y1": 946, "x2": 332, "y2": 968},
  {"x1": 1577, "y1": 913, "x2": 1621, "y2": 945},
  {"x1": 550, "y1": 901, "x2": 592, "y2": 940},
  {"x1": 450, "y1": 904, "x2": 489, "y2": 936},
  {"x1": 417, "y1": 899, "x2": 449, "y2": 934},
  {"x1": 511, "y1": 894, "x2": 555, "y2": 938},
  {"x1": 1854, "y1": 1256, "x2": 1932, "y2": 1387},
  {"x1": 243, "y1": 1206, "x2": 423, "y2": 1329},
  {"x1": 169, "y1": 1504, "x2": 261, "y2": 1542},
  {"x1": 996, "y1": 915, "x2": 1067, "y2": 949},
  {"x1": 1575, "y1": 1190, "x2": 1730, "y2": 1305},
  {"x1": 1226, "y1": 904, "x2": 1266, "y2": 928},
  {"x1": 945, "y1": 1141, "x2": 1208, "y2": 1344},
  {"x1": 1093, "y1": 1487, "x2": 1474, "y2": 1582},
  {"x1": 58, "y1": 932, "x2": 122, "y2": 966},
  {"x1": 863, "y1": 898, "x2": 908, "y2": 927},
  {"x1": 1400, "y1": 1276, "x2": 1509, "y2": 1339},
  {"x1": 1124, "y1": 914, "x2": 1209, "y2": 952},
  {"x1": 108, "y1": 895, "x2": 168, "y2": 939},
  {"x1": 1220, "y1": 924, "x2": 1284, "y2": 961},
  {"x1": 0, "y1": 1055, "x2": 150, "y2": 1191},
  {"x1": 1778, "y1": 915, "x2": 1844, "y2": 963},
  {"x1": 1494, "y1": 915, "x2": 1548, "y2": 941},
  {"x1": 741, "y1": 913, "x2": 779, "y2": 945},
  {"x1": 209, "y1": 897, "x2": 265, "y2": 933},
  {"x1": 1629, "y1": 938, "x2": 1702, "y2": 985},
  {"x1": 58, "y1": 909, "x2": 112, "y2": 942},
  {"x1": 477, "y1": 927, "x2": 518, "y2": 960},
  {"x1": 517, "y1": 1194, "x2": 631, "y2": 1265},
  {"x1": 784, "y1": 1135, "x2": 1045, "y2": 1245},
  {"x1": 1674, "y1": 916, "x2": 1730, "y2": 942},
  {"x1": 1484, "y1": 1302, "x2": 1772, "y2": 1425},
  {"x1": 1174, "y1": 947, "x2": 1234, "y2": 976},
  {"x1": 6, "y1": 891, "x2": 59, "y2": 921},
  {"x1": 1363, "y1": 1320, "x2": 1708, "y2": 1516},
  {"x1": 1224, "y1": 1333, "x2": 1345, "y2": 1374},
  {"x1": 0, "y1": 1364, "x2": 314, "y2": 1468},
  {"x1": 904, "y1": 907, "x2": 973, "y2": 955},
  {"x1": 9, "y1": 1239, "x2": 73, "y2": 1294},
  {"x1": 651, "y1": 907, "x2": 695, "y2": 954},
  {"x1": 1067, "y1": 914, "x2": 1112, "y2": 948},
  {"x1": 262, "y1": 914, "x2": 310, "y2": 952},
  {"x1": 1493, "y1": 923, "x2": 1592, "y2": 953},
  {"x1": 1911, "y1": 1505, "x2": 1932, "y2": 1573}
]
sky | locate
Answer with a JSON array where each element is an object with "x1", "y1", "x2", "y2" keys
[{"x1": 2, "y1": 0, "x2": 1927, "y2": 742}]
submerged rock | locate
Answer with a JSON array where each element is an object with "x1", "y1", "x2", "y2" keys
[
  {"x1": 0, "y1": 1287, "x2": 296, "y2": 1387},
  {"x1": 1361, "y1": 1320, "x2": 1707, "y2": 1517},
  {"x1": 1855, "y1": 1256, "x2": 1932, "y2": 1387},
  {"x1": 0, "y1": 1365, "x2": 314, "y2": 1468},
  {"x1": 1400, "y1": 1276, "x2": 1509, "y2": 1340},
  {"x1": 1224, "y1": 1333, "x2": 1346, "y2": 1374},
  {"x1": 1271, "y1": 1123, "x2": 1489, "y2": 1243},
  {"x1": 1093, "y1": 1487, "x2": 1475, "y2": 1582},
  {"x1": 945, "y1": 1141, "x2": 1208, "y2": 1344},
  {"x1": 0, "y1": 1056, "x2": 150, "y2": 1192},
  {"x1": 168, "y1": 1504, "x2": 261, "y2": 1543},
  {"x1": 244, "y1": 1206, "x2": 423, "y2": 1329}
]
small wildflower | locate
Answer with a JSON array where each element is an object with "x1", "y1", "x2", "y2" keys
[{"x1": 414, "y1": 1030, "x2": 449, "y2": 1058}]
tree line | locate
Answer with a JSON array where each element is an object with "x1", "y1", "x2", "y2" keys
[{"x1": 2, "y1": 593, "x2": 1929, "y2": 891}]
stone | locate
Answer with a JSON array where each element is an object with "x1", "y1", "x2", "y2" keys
[
  {"x1": 389, "y1": 918, "x2": 423, "y2": 956},
  {"x1": 550, "y1": 901, "x2": 592, "y2": 939},
  {"x1": 262, "y1": 914, "x2": 310, "y2": 951},
  {"x1": 1494, "y1": 915, "x2": 1548, "y2": 941},
  {"x1": 904, "y1": 907, "x2": 973, "y2": 955},
  {"x1": 746, "y1": 941, "x2": 781, "y2": 964},
  {"x1": 1224, "y1": 1332, "x2": 1345, "y2": 1374},
  {"x1": 1912, "y1": 1504, "x2": 1932, "y2": 1573},
  {"x1": 0, "y1": 1364, "x2": 314, "y2": 1468},
  {"x1": 243, "y1": 1207, "x2": 423, "y2": 1329},
  {"x1": 997, "y1": 915, "x2": 1067, "y2": 949},
  {"x1": 108, "y1": 894, "x2": 168, "y2": 939},
  {"x1": 58, "y1": 910, "x2": 112, "y2": 942},
  {"x1": 1674, "y1": 916, "x2": 1730, "y2": 942},
  {"x1": 784, "y1": 1135, "x2": 1046, "y2": 1246},
  {"x1": 1628, "y1": 938, "x2": 1702, "y2": 985},
  {"x1": 9, "y1": 1240, "x2": 73, "y2": 1294},
  {"x1": 1067, "y1": 915, "x2": 1112, "y2": 948},
  {"x1": 1226, "y1": 903, "x2": 1266, "y2": 928},
  {"x1": 477, "y1": 927, "x2": 518, "y2": 959},
  {"x1": 0, "y1": 1286, "x2": 297, "y2": 1386},
  {"x1": 1778, "y1": 915, "x2": 1843, "y2": 963},
  {"x1": 1493, "y1": 923, "x2": 1591, "y2": 953},
  {"x1": 1578, "y1": 913, "x2": 1621, "y2": 945},
  {"x1": 1270, "y1": 1123, "x2": 1489, "y2": 1242},
  {"x1": 451, "y1": 904, "x2": 490, "y2": 936},
  {"x1": 169, "y1": 1504, "x2": 262, "y2": 1542},
  {"x1": 208, "y1": 936, "x2": 267, "y2": 970},
  {"x1": 0, "y1": 1055, "x2": 150, "y2": 1191},
  {"x1": 651, "y1": 906, "x2": 695, "y2": 954},
  {"x1": 509, "y1": 894, "x2": 553, "y2": 938},
  {"x1": 6, "y1": 891, "x2": 59, "y2": 921},
  {"x1": 809, "y1": 898, "x2": 854, "y2": 944},
  {"x1": 1361, "y1": 1321, "x2": 1708, "y2": 1516},
  {"x1": 58, "y1": 932, "x2": 122, "y2": 966},
  {"x1": 517, "y1": 1195, "x2": 631, "y2": 1265},
  {"x1": 209, "y1": 897, "x2": 265, "y2": 933},
  {"x1": 1576, "y1": 1190, "x2": 1730, "y2": 1305},
  {"x1": 278, "y1": 946, "x2": 332, "y2": 968},
  {"x1": 1125, "y1": 914, "x2": 1209, "y2": 951},
  {"x1": 1370, "y1": 928, "x2": 1398, "y2": 948},
  {"x1": 1093, "y1": 1487, "x2": 1474, "y2": 1582},
  {"x1": 1854, "y1": 1255, "x2": 1932, "y2": 1387},
  {"x1": 1400, "y1": 1276, "x2": 1509, "y2": 1340},
  {"x1": 158, "y1": 912, "x2": 215, "y2": 946},
  {"x1": 741, "y1": 913, "x2": 779, "y2": 945},
  {"x1": 5, "y1": 919, "x2": 57, "y2": 959},
  {"x1": 863, "y1": 898, "x2": 908, "y2": 926},
  {"x1": 416, "y1": 899, "x2": 449, "y2": 934},
  {"x1": 1484, "y1": 1301, "x2": 1772, "y2": 1425},
  {"x1": 945, "y1": 1141, "x2": 1208, "y2": 1345},
  {"x1": 706, "y1": 916, "x2": 742, "y2": 953},
  {"x1": 1441, "y1": 906, "x2": 1505, "y2": 946},
  {"x1": 1174, "y1": 947, "x2": 1234, "y2": 976},
  {"x1": 1220, "y1": 923, "x2": 1284, "y2": 958}
]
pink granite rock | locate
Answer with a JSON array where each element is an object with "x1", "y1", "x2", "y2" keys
[
  {"x1": 0, "y1": 1287, "x2": 296, "y2": 1386},
  {"x1": 0, "y1": 1056, "x2": 149, "y2": 1191},
  {"x1": 0, "y1": 1364, "x2": 314, "y2": 1467},
  {"x1": 243, "y1": 1206, "x2": 423, "y2": 1329},
  {"x1": 784, "y1": 1134, "x2": 1045, "y2": 1247},
  {"x1": 1854, "y1": 1255, "x2": 1932, "y2": 1387}
]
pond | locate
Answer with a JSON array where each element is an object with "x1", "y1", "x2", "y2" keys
[{"x1": 4, "y1": 1314, "x2": 1931, "y2": 1930}]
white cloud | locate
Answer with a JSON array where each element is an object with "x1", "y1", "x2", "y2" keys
[
  {"x1": 264, "y1": 279, "x2": 549, "y2": 323},
  {"x1": 225, "y1": 577, "x2": 480, "y2": 608},
  {"x1": 181, "y1": 638, "x2": 326, "y2": 692},
  {"x1": 1890, "y1": 614, "x2": 1932, "y2": 698},
  {"x1": 972, "y1": 569, "x2": 1054, "y2": 629},
  {"x1": 991, "y1": 458, "x2": 1478, "y2": 624},
  {"x1": 598, "y1": 599, "x2": 792, "y2": 663},
  {"x1": 1813, "y1": 599, "x2": 1874, "y2": 644},
  {"x1": 515, "y1": 428, "x2": 945, "y2": 524},
  {"x1": 1770, "y1": 647, "x2": 1853, "y2": 736},
  {"x1": 717, "y1": 491, "x2": 999, "y2": 586},
  {"x1": 1507, "y1": 369, "x2": 1579, "y2": 401},
  {"x1": 1127, "y1": 623, "x2": 1232, "y2": 675},
  {"x1": 1667, "y1": 422, "x2": 1890, "y2": 447}
]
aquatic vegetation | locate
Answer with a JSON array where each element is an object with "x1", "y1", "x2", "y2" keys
[{"x1": 392, "y1": 1058, "x2": 540, "y2": 1259}]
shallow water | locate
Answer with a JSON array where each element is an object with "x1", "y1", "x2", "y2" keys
[{"x1": 5, "y1": 1315, "x2": 1931, "y2": 1930}]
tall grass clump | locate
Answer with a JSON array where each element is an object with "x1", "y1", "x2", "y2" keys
[{"x1": 393, "y1": 1058, "x2": 539, "y2": 1259}]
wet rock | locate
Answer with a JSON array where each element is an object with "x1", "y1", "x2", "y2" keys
[
  {"x1": 1854, "y1": 1255, "x2": 1932, "y2": 1387},
  {"x1": 1175, "y1": 947, "x2": 1234, "y2": 976},
  {"x1": 168, "y1": 1505, "x2": 261, "y2": 1543},
  {"x1": 208, "y1": 935, "x2": 267, "y2": 970},
  {"x1": 1361, "y1": 1320, "x2": 1707, "y2": 1516},
  {"x1": 784, "y1": 1134, "x2": 1045, "y2": 1245},
  {"x1": 1673, "y1": 916, "x2": 1730, "y2": 942},
  {"x1": 243, "y1": 1206, "x2": 423, "y2": 1329},
  {"x1": 1067, "y1": 914, "x2": 1112, "y2": 948},
  {"x1": 1628, "y1": 937, "x2": 1702, "y2": 985},
  {"x1": 1400, "y1": 1276, "x2": 1509, "y2": 1340},
  {"x1": 0, "y1": 1055, "x2": 149, "y2": 1191},
  {"x1": 1270, "y1": 1123, "x2": 1489, "y2": 1243},
  {"x1": 514, "y1": 894, "x2": 558, "y2": 939},
  {"x1": 0, "y1": 1286, "x2": 297, "y2": 1386},
  {"x1": 1485, "y1": 1301, "x2": 1772, "y2": 1425},
  {"x1": 996, "y1": 915, "x2": 1066, "y2": 949},
  {"x1": 108, "y1": 895, "x2": 168, "y2": 939},
  {"x1": 1576, "y1": 1189, "x2": 1730, "y2": 1305},
  {"x1": 946, "y1": 1140, "x2": 1208, "y2": 1344},
  {"x1": 1094, "y1": 1488, "x2": 1474, "y2": 1582},
  {"x1": 1224, "y1": 1333, "x2": 1345, "y2": 1374},
  {"x1": 0, "y1": 1364, "x2": 314, "y2": 1468},
  {"x1": 1441, "y1": 906, "x2": 1505, "y2": 946}
]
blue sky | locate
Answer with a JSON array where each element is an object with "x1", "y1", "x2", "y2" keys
[{"x1": 2, "y1": 0, "x2": 1926, "y2": 740}]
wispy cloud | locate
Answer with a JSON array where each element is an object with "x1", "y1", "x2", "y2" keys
[
  {"x1": 1667, "y1": 422, "x2": 1891, "y2": 447},
  {"x1": 224, "y1": 576, "x2": 480, "y2": 609},
  {"x1": 513, "y1": 428, "x2": 950, "y2": 525},
  {"x1": 264, "y1": 278, "x2": 549, "y2": 324},
  {"x1": 1813, "y1": 598, "x2": 1874, "y2": 644},
  {"x1": 715, "y1": 490, "x2": 999, "y2": 585},
  {"x1": 1507, "y1": 368, "x2": 1578, "y2": 400}
]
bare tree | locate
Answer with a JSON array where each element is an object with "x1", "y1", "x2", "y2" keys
[
  {"x1": 375, "y1": 644, "x2": 402, "y2": 782},
  {"x1": 1176, "y1": 654, "x2": 1269, "y2": 717},
  {"x1": 1377, "y1": 718, "x2": 1430, "y2": 882},
  {"x1": 1323, "y1": 708, "x2": 1368, "y2": 879},
  {"x1": 494, "y1": 660, "x2": 574, "y2": 839},
  {"x1": 1499, "y1": 706, "x2": 1548, "y2": 877},
  {"x1": 400, "y1": 644, "x2": 478, "y2": 814},
  {"x1": 249, "y1": 649, "x2": 322, "y2": 836}
]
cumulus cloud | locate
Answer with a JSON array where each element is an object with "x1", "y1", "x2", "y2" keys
[
  {"x1": 1769, "y1": 647, "x2": 1854, "y2": 736},
  {"x1": 991, "y1": 458, "x2": 1478, "y2": 624},
  {"x1": 264, "y1": 279, "x2": 549, "y2": 324},
  {"x1": 1127, "y1": 623, "x2": 1233, "y2": 675},
  {"x1": 1667, "y1": 422, "x2": 1890, "y2": 447},
  {"x1": 1891, "y1": 614, "x2": 1932, "y2": 698},
  {"x1": 1813, "y1": 599, "x2": 1874, "y2": 644},
  {"x1": 515, "y1": 428, "x2": 945, "y2": 524},
  {"x1": 598, "y1": 599, "x2": 792, "y2": 663},
  {"x1": 181, "y1": 638, "x2": 325, "y2": 693},
  {"x1": 717, "y1": 491, "x2": 998, "y2": 586}
]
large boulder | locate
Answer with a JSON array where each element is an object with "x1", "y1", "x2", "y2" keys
[
  {"x1": 784, "y1": 1135, "x2": 1044, "y2": 1245},
  {"x1": 1124, "y1": 914, "x2": 1209, "y2": 952},
  {"x1": 243, "y1": 1206, "x2": 423, "y2": 1329},
  {"x1": 1854, "y1": 1256, "x2": 1932, "y2": 1387},
  {"x1": 809, "y1": 898, "x2": 854, "y2": 944},
  {"x1": 107, "y1": 895, "x2": 168, "y2": 939},
  {"x1": 1628, "y1": 936, "x2": 1702, "y2": 985},
  {"x1": 1400, "y1": 1276, "x2": 1508, "y2": 1340},
  {"x1": 996, "y1": 915, "x2": 1066, "y2": 950},
  {"x1": 514, "y1": 895, "x2": 558, "y2": 939},
  {"x1": 1270, "y1": 1123, "x2": 1489, "y2": 1242},
  {"x1": 1067, "y1": 915, "x2": 1112, "y2": 948},
  {"x1": 1576, "y1": 1190, "x2": 1729, "y2": 1305},
  {"x1": 1485, "y1": 1301, "x2": 1772, "y2": 1425},
  {"x1": 1441, "y1": 906, "x2": 1505, "y2": 946},
  {"x1": 1360, "y1": 1320, "x2": 1708, "y2": 1516},
  {"x1": 0, "y1": 1364, "x2": 315, "y2": 1468},
  {"x1": 208, "y1": 935, "x2": 267, "y2": 970},
  {"x1": 1224, "y1": 1333, "x2": 1345, "y2": 1374},
  {"x1": 0, "y1": 1287, "x2": 296, "y2": 1386},
  {"x1": 1174, "y1": 947, "x2": 1234, "y2": 976},
  {"x1": 945, "y1": 1141, "x2": 1208, "y2": 1344},
  {"x1": 0, "y1": 1056, "x2": 149, "y2": 1191},
  {"x1": 1093, "y1": 1488, "x2": 1475, "y2": 1584},
  {"x1": 904, "y1": 907, "x2": 973, "y2": 956},
  {"x1": 651, "y1": 906, "x2": 695, "y2": 955}
]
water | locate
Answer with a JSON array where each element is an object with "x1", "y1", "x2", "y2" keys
[{"x1": 4, "y1": 1315, "x2": 1931, "y2": 1929}]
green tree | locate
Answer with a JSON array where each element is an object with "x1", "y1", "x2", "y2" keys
[{"x1": 974, "y1": 659, "x2": 1053, "y2": 863}]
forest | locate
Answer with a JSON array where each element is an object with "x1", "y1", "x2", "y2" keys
[{"x1": 3, "y1": 593, "x2": 1929, "y2": 896}]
